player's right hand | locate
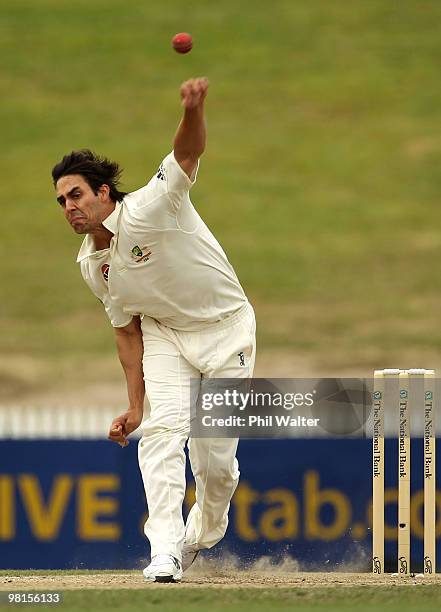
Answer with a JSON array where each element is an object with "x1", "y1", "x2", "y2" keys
[{"x1": 108, "y1": 410, "x2": 143, "y2": 447}]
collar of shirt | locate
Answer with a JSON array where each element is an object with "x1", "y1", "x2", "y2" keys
[
  {"x1": 76, "y1": 201, "x2": 122, "y2": 262},
  {"x1": 102, "y1": 201, "x2": 122, "y2": 235}
]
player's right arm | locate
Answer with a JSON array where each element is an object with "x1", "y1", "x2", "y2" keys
[{"x1": 108, "y1": 316, "x2": 145, "y2": 446}]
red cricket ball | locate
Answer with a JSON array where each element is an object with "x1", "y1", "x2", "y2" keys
[{"x1": 172, "y1": 32, "x2": 193, "y2": 54}]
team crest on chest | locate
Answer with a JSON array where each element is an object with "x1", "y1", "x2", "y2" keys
[
  {"x1": 131, "y1": 245, "x2": 152, "y2": 263},
  {"x1": 101, "y1": 264, "x2": 110, "y2": 282}
]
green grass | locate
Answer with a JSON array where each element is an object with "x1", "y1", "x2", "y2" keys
[
  {"x1": 2, "y1": 586, "x2": 441, "y2": 612},
  {"x1": 1, "y1": 573, "x2": 441, "y2": 612},
  {"x1": 2, "y1": 0, "x2": 441, "y2": 378}
]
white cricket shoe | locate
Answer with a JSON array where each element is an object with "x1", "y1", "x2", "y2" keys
[
  {"x1": 182, "y1": 543, "x2": 200, "y2": 572},
  {"x1": 143, "y1": 554, "x2": 183, "y2": 583}
]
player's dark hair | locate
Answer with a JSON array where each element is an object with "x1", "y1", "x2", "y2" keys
[{"x1": 52, "y1": 149, "x2": 128, "y2": 202}]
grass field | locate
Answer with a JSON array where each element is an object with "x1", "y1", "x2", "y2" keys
[
  {"x1": 2, "y1": 0, "x2": 441, "y2": 391},
  {"x1": 4, "y1": 587, "x2": 441, "y2": 612},
  {"x1": 2, "y1": 571, "x2": 441, "y2": 612}
]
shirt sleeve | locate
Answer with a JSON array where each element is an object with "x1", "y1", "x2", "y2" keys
[
  {"x1": 160, "y1": 151, "x2": 199, "y2": 211},
  {"x1": 100, "y1": 292, "x2": 133, "y2": 328},
  {"x1": 124, "y1": 150, "x2": 200, "y2": 219},
  {"x1": 80, "y1": 260, "x2": 133, "y2": 328}
]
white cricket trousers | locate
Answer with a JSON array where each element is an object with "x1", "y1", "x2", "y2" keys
[{"x1": 138, "y1": 302, "x2": 256, "y2": 561}]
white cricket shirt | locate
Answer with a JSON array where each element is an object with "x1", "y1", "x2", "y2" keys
[{"x1": 77, "y1": 152, "x2": 248, "y2": 330}]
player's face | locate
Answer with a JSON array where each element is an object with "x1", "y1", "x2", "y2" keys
[{"x1": 56, "y1": 174, "x2": 109, "y2": 234}]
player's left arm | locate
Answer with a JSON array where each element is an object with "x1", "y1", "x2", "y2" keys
[{"x1": 173, "y1": 77, "x2": 209, "y2": 179}]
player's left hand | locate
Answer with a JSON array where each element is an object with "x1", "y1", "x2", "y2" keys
[
  {"x1": 180, "y1": 77, "x2": 209, "y2": 109},
  {"x1": 108, "y1": 410, "x2": 143, "y2": 447}
]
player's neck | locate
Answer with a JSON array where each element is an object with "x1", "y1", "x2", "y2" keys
[{"x1": 92, "y1": 226, "x2": 114, "y2": 251}]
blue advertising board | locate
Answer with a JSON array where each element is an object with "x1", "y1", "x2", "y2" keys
[{"x1": 0, "y1": 439, "x2": 439, "y2": 572}]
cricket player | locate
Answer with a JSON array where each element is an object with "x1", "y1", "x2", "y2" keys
[{"x1": 52, "y1": 77, "x2": 256, "y2": 582}]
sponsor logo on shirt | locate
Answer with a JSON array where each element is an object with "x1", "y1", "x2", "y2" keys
[
  {"x1": 131, "y1": 245, "x2": 152, "y2": 263},
  {"x1": 101, "y1": 264, "x2": 110, "y2": 282},
  {"x1": 156, "y1": 163, "x2": 166, "y2": 181}
]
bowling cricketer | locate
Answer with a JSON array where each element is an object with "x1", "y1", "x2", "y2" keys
[{"x1": 52, "y1": 77, "x2": 256, "y2": 582}]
